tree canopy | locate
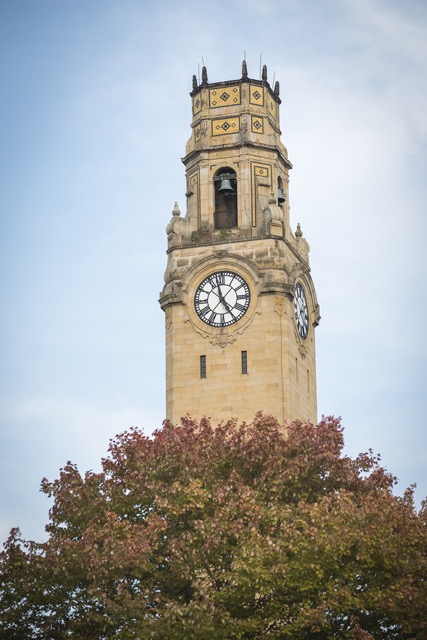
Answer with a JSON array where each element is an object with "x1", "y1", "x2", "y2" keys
[{"x1": 1, "y1": 415, "x2": 426, "y2": 639}]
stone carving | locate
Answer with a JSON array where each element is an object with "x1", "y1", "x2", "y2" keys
[{"x1": 274, "y1": 295, "x2": 286, "y2": 317}]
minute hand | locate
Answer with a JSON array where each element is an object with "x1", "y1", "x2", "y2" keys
[{"x1": 217, "y1": 286, "x2": 232, "y2": 313}]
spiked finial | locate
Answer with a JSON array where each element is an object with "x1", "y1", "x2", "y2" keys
[
  {"x1": 201, "y1": 66, "x2": 208, "y2": 85},
  {"x1": 274, "y1": 81, "x2": 280, "y2": 96},
  {"x1": 242, "y1": 59, "x2": 248, "y2": 80},
  {"x1": 262, "y1": 64, "x2": 268, "y2": 82},
  {"x1": 192, "y1": 74, "x2": 198, "y2": 91}
]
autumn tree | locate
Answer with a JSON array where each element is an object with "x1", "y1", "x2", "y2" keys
[{"x1": 1, "y1": 415, "x2": 426, "y2": 639}]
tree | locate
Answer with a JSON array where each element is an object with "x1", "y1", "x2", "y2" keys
[{"x1": 1, "y1": 415, "x2": 426, "y2": 639}]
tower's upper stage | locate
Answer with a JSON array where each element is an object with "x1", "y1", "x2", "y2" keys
[{"x1": 185, "y1": 62, "x2": 290, "y2": 167}]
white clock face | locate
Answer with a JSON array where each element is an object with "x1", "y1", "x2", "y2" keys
[
  {"x1": 294, "y1": 282, "x2": 309, "y2": 339},
  {"x1": 194, "y1": 271, "x2": 250, "y2": 327}
]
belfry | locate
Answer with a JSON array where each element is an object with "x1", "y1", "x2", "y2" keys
[{"x1": 159, "y1": 62, "x2": 320, "y2": 425}]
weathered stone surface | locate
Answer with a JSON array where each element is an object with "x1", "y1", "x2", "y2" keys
[{"x1": 159, "y1": 64, "x2": 319, "y2": 425}]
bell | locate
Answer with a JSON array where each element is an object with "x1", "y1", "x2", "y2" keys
[
  {"x1": 278, "y1": 188, "x2": 286, "y2": 204},
  {"x1": 218, "y1": 174, "x2": 234, "y2": 194}
]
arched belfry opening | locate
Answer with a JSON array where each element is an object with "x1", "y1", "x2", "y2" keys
[
  {"x1": 214, "y1": 168, "x2": 237, "y2": 229},
  {"x1": 277, "y1": 176, "x2": 286, "y2": 205}
]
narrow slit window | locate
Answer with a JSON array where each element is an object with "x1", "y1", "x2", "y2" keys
[
  {"x1": 241, "y1": 350, "x2": 248, "y2": 374},
  {"x1": 200, "y1": 355, "x2": 206, "y2": 379}
]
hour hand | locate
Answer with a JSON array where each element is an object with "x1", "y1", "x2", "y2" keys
[
  {"x1": 216, "y1": 285, "x2": 231, "y2": 313},
  {"x1": 220, "y1": 295, "x2": 231, "y2": 313}
]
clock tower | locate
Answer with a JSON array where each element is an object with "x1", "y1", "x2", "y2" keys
[{"x1": 159, "y1": 62, "x2": 320, "y2": 425}]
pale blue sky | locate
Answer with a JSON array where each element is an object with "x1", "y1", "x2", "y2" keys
[{"x1": 1, "y1": 0, "x2": 426, "y2": 541}]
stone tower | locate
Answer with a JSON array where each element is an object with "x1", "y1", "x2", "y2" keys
[{"x1": 159, "y1": 62, "x2": 320, "y2": 425}]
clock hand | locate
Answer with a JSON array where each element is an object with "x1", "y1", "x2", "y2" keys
[
  {"x1": 208, "y1": 281, "x2": 228, "y2": 312},
  {"x1": 216, "y1": 284, "x2": 232, "y2": 313},
  {"x1": 221, "y1": 295, "x2": 232, "y2": 314}
]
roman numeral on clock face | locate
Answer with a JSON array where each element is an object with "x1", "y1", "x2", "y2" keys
[{"x1": 199, "y1": 305, "x2": 211, "y2": 317}]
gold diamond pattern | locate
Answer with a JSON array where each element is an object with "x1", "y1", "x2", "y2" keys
[
  {"x1": 209, "y1": 85, "x2": 241, "y2": 108},
  {"x1": 267, "y1": 98, "x2": 277, "y2": 119},
  {"x1": 212, "y1": 117, "x2": 240, "y2": 136},
  {"x1": 251, "y1": 116, "x2": 264, "y2": 134},
  {"x1": 250, "y1": 84, "x2": 264, "y2": 106},
  {"x1": 193, "y1": 95, "x2": 202, "y2": 116}
]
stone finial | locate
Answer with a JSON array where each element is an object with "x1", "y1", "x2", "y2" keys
[
  {"x1": 262, "y1": 64, "x2": 268, "y2": 82},
  {"x1": 192, "y1": 74, "x2": 198, "y2": 91},
  {"x1": 242, "y1": 59, "x2": 248, "y2": 80},
  {"x1": 201, "y1": 65, "x2": 208, "y2": 85},
  {"x1": 274, "y1": 80, "x2": 280, "y2": 96},
  {"x1": 295, "y1": 223, "x2": 303, "y2": 237},
  {"x1": 172, "y1": 202, "x2": 181, "y2": 217}
]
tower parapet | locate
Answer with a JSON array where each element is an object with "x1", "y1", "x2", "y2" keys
[{"x1": 187, "y1": 62, "x2": 287, "y2": 160}]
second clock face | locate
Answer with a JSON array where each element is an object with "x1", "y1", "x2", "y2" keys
[
  {"x1": 194, "y1": 271, "x2": 250, "y2": 327},
  {"x1": 294, "y1": 282, "x2": 309, "y2": 339}
]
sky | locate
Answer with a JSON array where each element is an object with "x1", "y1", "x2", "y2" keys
[{"x1": 0, "y1": 0, "x2": 426, "y2": 542}]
